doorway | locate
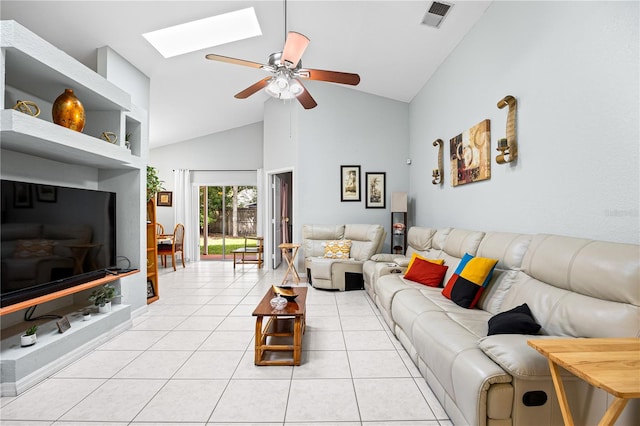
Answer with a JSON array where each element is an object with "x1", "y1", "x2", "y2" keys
[
  {"x1": 200, "y1": 185, "x2": 258, "y2": 260},
  {"x1": 270, "y1": 171, "x2": 293, "y2": 269}
]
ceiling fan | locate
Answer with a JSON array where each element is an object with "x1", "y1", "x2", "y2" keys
[{"x1": 205, "y1": 5, "x2": 360, "y2": 109}]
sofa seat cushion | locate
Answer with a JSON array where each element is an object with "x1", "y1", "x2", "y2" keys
[
  {"x1": 308, "y1": 257, "x2": 359, "y2": 280},
  {"x1": 374, "y1": 274, "x2": 422, "y2": 314},
  {"x1": 412, "y1": 310, "x2": 510, "y2": 413},
  {"x1": 446, "y1": 310, "x2": 493, "y2": 338},
  {"x1": 391, "y1": 288, "x2": 445, "y2": 338}
]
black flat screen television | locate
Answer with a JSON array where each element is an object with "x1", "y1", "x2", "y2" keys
[{"x1": 1, "y1": 179, "x2": 116, "y2": 308}]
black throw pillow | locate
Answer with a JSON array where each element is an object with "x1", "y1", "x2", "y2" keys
[{"x1": 487, "y1": 303, "x2": 541, "y2": 336}]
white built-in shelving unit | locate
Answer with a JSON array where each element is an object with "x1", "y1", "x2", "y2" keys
[{"x1": 0, "y1": 20, "x2": 148, "y2": 396}]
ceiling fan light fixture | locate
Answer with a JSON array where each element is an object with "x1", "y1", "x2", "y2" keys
[
  {"x1": 265, "y1": 73, "x2": 304, "y2": 100},
  {"x1": 289, "y1": 78, "x2": 304, "y2": 95},
  {"x1": 275, "y1": 74, "x2": 289, "y2": 90}
]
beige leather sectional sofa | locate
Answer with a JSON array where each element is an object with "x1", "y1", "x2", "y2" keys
[
  {"x1": 363, "y1": 226, "x2": 639, "y2": 426},
  {"x1": 302, "y1": 224, "x2": 385, "y2": 291}
]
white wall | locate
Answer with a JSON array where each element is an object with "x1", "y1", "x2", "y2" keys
[
  {"x1": 409, "y1": 1, "x2": 639, "y2": 244},
  {"x1": 97, "y1": 46, "x2": 150, "y2": 111},
  {"x1": 149, "y1": 121, "x2": 263, "y2": 228},
  {"x1": 264, "y1": 81, "x2": 410, "y2": 252}
]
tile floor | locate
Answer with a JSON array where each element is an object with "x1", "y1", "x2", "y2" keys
[{"x1": 1, "y1": 261, "x2": 452, "y2": 425}]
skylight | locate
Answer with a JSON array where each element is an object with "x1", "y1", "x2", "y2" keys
[{"x1": 143, "y1": 7, "x2": 262, "y2": 58}]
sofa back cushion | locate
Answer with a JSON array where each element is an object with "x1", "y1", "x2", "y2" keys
[
  {"x1": 302, "y1": 224, "x2": 345, "y2": 258},
  {"x1": 404, "y1": 227, "x2": 448, "y2": 267},
  {"x1": 522, "y1": 234, "x2": 639, "y2": 306},
  {"x1": 443, "y1": 228, "x2": 485, "y2": 258},
  {"x1": 475, "y1": 232, "x2": 532, "y2": 313},
  {"x1": 345, "y1": 224, "x2": 385, "y2": 261},
  {"x1": 501, "y1": 234, "x2": 640, "y2": 338},
  {"x1": 406, "y1": 227, "x2": 436, "y2": 252}
]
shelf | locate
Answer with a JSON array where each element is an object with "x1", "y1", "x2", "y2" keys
[
  {"x1": 1, "y1": 20, "x2": 130, "y2": 111},
  {"x1": 1, "y1": 110, "x2": 142, "y2": 169},
  {"x1": 0, "y1": 270, "x2": 139, "y2": 317},
  {"x1": 391, "y1": 212, "x2": 407, "y2": 254},
  {"x1": 0, "y1": 302, "x2": 132, "y2": 396},
  {"x1": 146, "y1": 200, "x2": 159, "y2": 304}
]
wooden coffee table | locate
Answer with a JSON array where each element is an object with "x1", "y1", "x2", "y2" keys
[
  {"x1": 252, "y1": 286, "x2": 307, "y2": 366},
  {"x1": 528, "y1": 337, "x2": 640, "y2": 426}
]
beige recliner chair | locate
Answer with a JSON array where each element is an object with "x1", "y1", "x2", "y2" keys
[{"x1": 302, "y1": 223, "x2": 386, "y2": 291}]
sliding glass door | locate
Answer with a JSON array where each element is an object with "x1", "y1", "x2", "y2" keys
[{"x1": 200, "y1": 185, "x2": 258, "y2": 260}]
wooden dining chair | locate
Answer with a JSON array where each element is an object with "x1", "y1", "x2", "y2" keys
[
  {"x1": 157, "y1": 223, "x2": 185, "y2": 271},
  {"x1": 155, "y1": 223, "x2": 164, "y2": 237}
]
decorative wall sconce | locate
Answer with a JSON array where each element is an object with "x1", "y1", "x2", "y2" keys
[
  {"x1": 496, "y1": 95, "x2": 517, "y2": 164},
  {"x1": 432, "y1": 139, "x2": 444, "y2": 185}
]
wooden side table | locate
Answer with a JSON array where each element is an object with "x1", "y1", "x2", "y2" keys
[
  {"x1": 278, "y1": 243, "x2": 301, "y2": 284},
  {"x1": 252, "y1": 286, "x2": 307, "y2": 366},
  {"x1": 528, "y1": 337, "x2": 640, "y2": 426}
]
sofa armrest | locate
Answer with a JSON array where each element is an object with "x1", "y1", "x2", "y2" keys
[
  {"x1": 479, "y1": 334, "x2": 574, "y2": 379},
  {"x1": 371, "y1": 253, "x2": 398, "y2": 262},
  {"x1": 394, "y1": 257, "x2": 410, "y2": 267}
]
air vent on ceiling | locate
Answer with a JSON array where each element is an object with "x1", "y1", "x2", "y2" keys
[{"x1": 422, "y1": 1, "x2": 453, "y2": 28}]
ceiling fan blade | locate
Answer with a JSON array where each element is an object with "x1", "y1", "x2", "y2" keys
[
  {"x1": 281, "y1": 31, "x2": 310, "y2": 69},
  {"x1": 299, "y1": 68, "x2": 360, "y2": 86},
  {"x1": 235, "y1": 77, "x2": 272, "y2": 99},
  {"x1": 295, "y1": 80, "x2": 317, "y2": 110},
  {"x1": 205, "y1": 53, "x2": 265, "y2": 69}
]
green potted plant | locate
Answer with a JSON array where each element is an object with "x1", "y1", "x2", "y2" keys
[
  {"x1": 147, "y1": 166, "x2": 164, "y2": 202},
  {"x1": 21, "y1": 324, "x2": 38, "y2": 347},
  {"x1": 89, "y1": 284, "x2": 119, "y2": 313},
  {"x1": 125, "y1": 132, "x2": 132, "y2": 150}
]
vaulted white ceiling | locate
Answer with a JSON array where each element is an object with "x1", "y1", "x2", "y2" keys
[{"x1": 1, "y1": 1, "x2": 491, "y2": 147}]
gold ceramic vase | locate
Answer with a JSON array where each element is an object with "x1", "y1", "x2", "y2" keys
[{"x1": 52, "y1": 89, "x2": 85, "y2": 132}]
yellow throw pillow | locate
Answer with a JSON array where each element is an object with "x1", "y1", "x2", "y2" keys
[
  {"x1": 323, "y1": 239, "x2": 352, "y2": 259},
  {"x1": 406, "y1": 252, "x2": 445, "y2": 271}
]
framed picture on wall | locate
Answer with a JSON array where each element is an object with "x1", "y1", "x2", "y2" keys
[
  {"x1": 13, "y1": 182, "x2": 32, "y2": 208},
  {"x1": 450, "y1": 119, "x2": 491, "y2": 187},
  {"x1": 36, "y1": 185, "x2": 57, "y2": 202},
  {"x1": 365, "y1": 172, "x2": 386, "y2": 208},
  {"x1": 340, "y1": 165, "x2": 361, "y2": 202},
  {"x1": 157, "y1": 191, "x2": 172, "y2": 207}
]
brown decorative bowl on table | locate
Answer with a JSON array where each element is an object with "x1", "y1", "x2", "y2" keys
[{"x1": 272, "y1": 285, "x2": 298, "y2": 301}]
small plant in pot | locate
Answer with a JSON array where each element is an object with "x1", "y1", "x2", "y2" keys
[
  {"x1": 89, "y1": 284, "x2": 119, "y2": 313},
  {"x1": 21, "y1": 324, "x2": 38, "y2": 347}
]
